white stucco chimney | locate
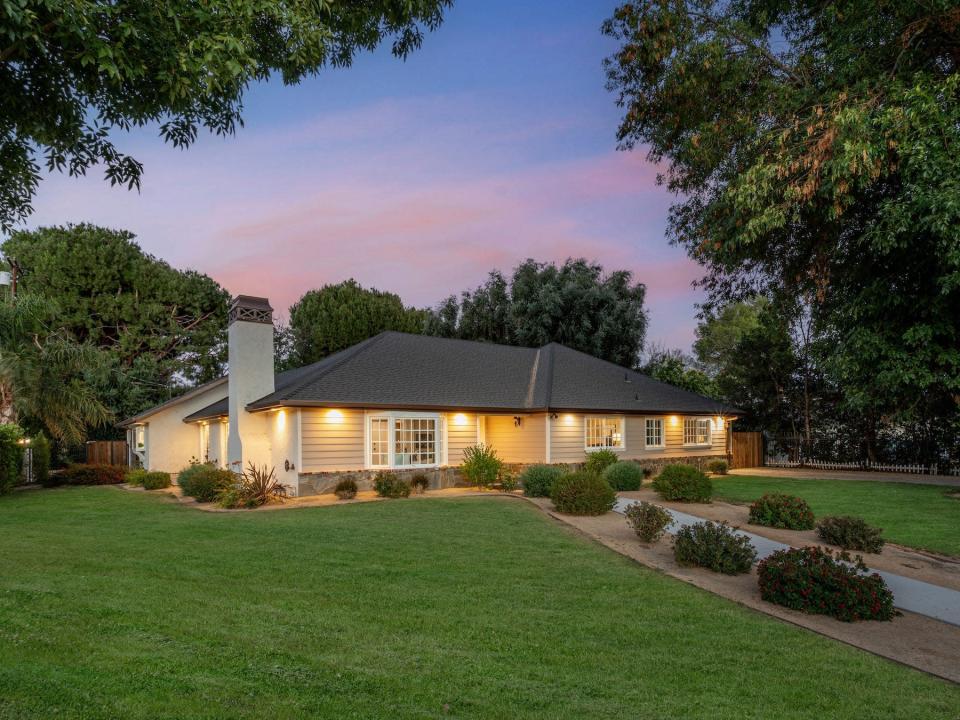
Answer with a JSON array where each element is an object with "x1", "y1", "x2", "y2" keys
[{"x1": 226, "y1": 295, "x2": 275, "y2": 471}]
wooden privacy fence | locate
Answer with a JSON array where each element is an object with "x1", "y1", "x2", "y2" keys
[
  {"x1": 86, "y1": 440, "x2": 129, "y2": 467},
  {"x1": 731, "y1": 432, "x2": 763, "y2": 469}
]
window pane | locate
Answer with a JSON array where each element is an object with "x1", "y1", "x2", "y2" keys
[
  {"x1": 645, "y1": 419, "x2": 662, "y2": 447},
  {"x1": 394, "y1": 417, "x2": 436, "y2": 466},
  {"x1": 586, "y1": 417, "x2": 623, "y2": 449},
  {"x1": 371, "y1": 417, "x2": 389, "y2": 465}
]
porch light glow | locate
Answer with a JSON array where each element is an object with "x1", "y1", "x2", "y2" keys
[
  {"x1": 453, "y1": 413, "x2": 468, "y2": 426},
  {"x1": 670, "y1": 415, "x2": 679, "y2": 426},
  {"x1": 326, "y1": 409, "x2": 344, "y2": 422},
  {"x1": 563, "y1": 414, "x2": 574, "y2": 425},
  {"x1": 277, "y1": 410, "x2": 286, "y2": 430},
  {"x1": 715, "y1": 416, "x2": 724, "y2": 429}
]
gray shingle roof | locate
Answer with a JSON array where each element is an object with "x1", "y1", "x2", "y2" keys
[{"x1": 242, "y1": 332, "x2": 740, "y2": 416}]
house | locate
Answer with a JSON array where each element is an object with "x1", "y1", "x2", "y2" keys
[{"x1": 121, "y1": 295, "x2": 739, "y2": 495}]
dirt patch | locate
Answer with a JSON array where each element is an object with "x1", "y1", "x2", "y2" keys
[
  {"x1": 618, "y1": 488, "x2": 960, "y2": 591},
  {"x1": 525, "y1": 496, "x2": 960, "y2": 684}
]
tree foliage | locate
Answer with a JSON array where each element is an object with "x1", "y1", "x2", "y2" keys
[
  {"x1": 0, "y1": 0, "x2": 452, "y2": 229},
  {"x1": 288, "y1": 279, "x2": 426, "y2": 365},
  {"x1": 640, "y1": 346, "x2": 716, "y2": 397},
  {"x1": 426, "y1": 258, "x2": 648, "y2": 366},
  {"x1": 605, "y1": 1, "x2": 960, "y2": 461},
  {"x1": 0, "y1": 294, "x2": 111, "y2": 444},
  {"x1": 2, "y1": 225, "x2": 229, "y2": 430}
]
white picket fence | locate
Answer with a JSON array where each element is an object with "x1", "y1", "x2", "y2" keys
[{"x1": 765, "y1": 456, "x2": 955, "y2": 476}]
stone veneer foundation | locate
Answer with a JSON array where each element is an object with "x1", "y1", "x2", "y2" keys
[{"x1": 295, "y1": 455, "x2": 730, "y2": 497}]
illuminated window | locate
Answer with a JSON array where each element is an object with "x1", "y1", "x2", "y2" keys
[
  {"x1": 585, "y1": 417, "x2": 624, "y2": 450},
  {"x1": 683, "y1": 417, "x2": 711, "y2": 446},
  {"x1": 368, "y1": 414, "x2": 440, "y2": 468},
  {"x1": 645, "y1": 418, "x2": 664, "y2": 449}
]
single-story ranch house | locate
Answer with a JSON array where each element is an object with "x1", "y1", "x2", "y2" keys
[{"x1": 121, "y1": 296, "x2": 740, "y2": 496}]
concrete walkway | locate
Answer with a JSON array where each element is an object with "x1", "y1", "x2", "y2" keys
[
  {"x1": 730, "y1": 467, "x2": 960, "y2": 488},
  {"x1": 613, "y1": 498, "x2": 960, "y2": 627}
]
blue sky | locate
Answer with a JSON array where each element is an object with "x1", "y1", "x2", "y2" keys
[{"x1": 26, "y1": 0, "x2": 704, "y2": 351}]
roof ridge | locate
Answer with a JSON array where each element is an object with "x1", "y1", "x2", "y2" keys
[
  {"x1": 524, "y1": 348, "x2": 540, "y2": 409},
  {"x1": 261, "y1": 333, "x2": 388, "y2": 404},
  {"x1": 540, "y1": 342, "x2": 555, "y2": 409}
]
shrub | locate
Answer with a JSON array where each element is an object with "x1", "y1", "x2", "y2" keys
[
  {"x1": 550, "y1": 471, "x2": 617, "y2": 515},
  {"x1": 0, "y1": 423, "x2": 24, "y2": 493},
  {"x1": 497, "y1": 470, "x2": 518, "y2": 492},
  {"x1": 673, "y1": 521, "x2": 757, "y2": 574},
  {"x1": 334, "y1": 477, "x2": 358, "y2": 500},
  {"x1": 817, "y1": 516, "x2": 885, "y2": 553},
  {"x1": 177, "y1": 463, "x2": 235, "y2": 502},
  {"x1": 584, "y1": 449, "x2": 619, "y2": 477},
  {"x1": 706, "y1": 459, "x2": 729, "y2": 475},
  {"x1": 461, "y1": 444, "x2": 503, "y2": 488},
  {"x1": 652, "y1": 464, "x2": 712, "y2": 502},
  {"x1": 55, "y1": 463, "x2": 127, "y2": 486},
  {"x1": 125, "y1": 468, "x2": 147, "y2": 486},
  {"x1": 410, "y1": 473, "x2": 430, "y2": 494},
  {"x1": 31, "y1": 433, "x2": 50, "y2": 485},
  {"x1": 373, "y1": 471, "x2": 411, "y2": 499},
  {"x1": 520, "y1": 465, "x2": 565, "y2": 497},
  {"x1": 602, "y1": 461, "x2": 643, "y2": 491},
  {"x1": 624, "y1": 502, "x2": 673, "y2": 543},
  {"x1": 757, "y1": 546, "x2": 896, "y2": 621},
  {"x1": 748, "y1": 493, "x2": 815, "y2": 530},
  {"x1": 141, "y1": 471, "x2": 172, "y2": 490},
  {"x1": 229, "y1": 463, "x2": 286, "y2": 508}
]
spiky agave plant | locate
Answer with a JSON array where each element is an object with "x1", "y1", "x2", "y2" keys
[{"x1": 238, "y1": 462, "x2": 286, "y2": 506}]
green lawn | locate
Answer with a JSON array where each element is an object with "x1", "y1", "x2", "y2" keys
[
  {"x1": 713, "y1": 476, "x2": 960, "y2": 556},
  {"x1": 0, "y1": 489, "x2": 956, "y2": 719}
]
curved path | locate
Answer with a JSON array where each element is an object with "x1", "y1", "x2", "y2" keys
[{"x1": 613, "y1": 498, "x2": 960, "y2": 627}]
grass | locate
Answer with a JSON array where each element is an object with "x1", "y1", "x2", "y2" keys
[
  {"x1": 713, "y1": 476, "x2": 960, "y2": 556},
  {"x1": 0, "y1": 488, "x2": 957, "y2": 719}
]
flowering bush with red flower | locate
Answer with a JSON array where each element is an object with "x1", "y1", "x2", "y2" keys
[
  {"x1": 757, "y1": 546, "x2": 897, "y2": 622},
  {"x1": 748, "y1": 493, "x2": 815, "y2": 530}
]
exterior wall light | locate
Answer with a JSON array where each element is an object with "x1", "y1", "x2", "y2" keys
[{"x1": 453, "y1": 413, "x2": 468, "y2": 426}]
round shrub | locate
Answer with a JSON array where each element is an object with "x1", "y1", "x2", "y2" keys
[
  {"x1": 584, "y1": 449, "x2": 619, "y2": 477},
  {"x1": 520, "y1": 465, "x2": 565, "y2": 497},
  {"x1": 461, "y1": 444, "x2": 503, "y2": 488},
  {"x1": 177, "y1": 464, "x2": 235, "y2": 502},
  {"x1": 624, "y1": 501, "x2": 673, "y2": 542},
  {"x1": 706, "y1": 459, "x2": 729, "y2": 475},
  {"x1": 602, "y1": 461, "x2": 644, "y2": 491},
  {"x1": 816, "y1": 515, "x2": 885, "y2": 553},
  {"x1": 334, "y1": 477, "x2": 358, "y2": 500},
  {"x1": 497, "y1": 471, "x2": 518, "y2": 492},
  {"x1": 550, "y1": 472, "x2": 617, "y2": 516},
  {"x1": 748, "y1": 493, "x2": 815, "y2": 530},
  {"x1": 757, "y1": 546, "x2": 896, "y2": 621},
  {"x1": 125, "y1": 468, "x2": 147, "y2": 486},
  {"x1": 141, "y1": 471, "x2": 171, "y2": 490},
  {"x1": 410, "y1": 473, "x2": 430, "y2": 494},
  {"x1": 652, "y1": 464, "x2": 712, "y2": 502},
  {"x1": 673, "y1": 520, "x2": 757, "y2": 574},
  {"x1": 373, "y1": 471, "x2": 411, "y2": 498}
]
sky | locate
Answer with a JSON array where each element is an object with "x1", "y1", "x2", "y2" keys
[{"x1": 25, "y1": 0, "x2": 705, "y2": 351}]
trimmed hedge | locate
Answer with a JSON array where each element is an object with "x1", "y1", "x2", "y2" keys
[
  {"x1": 141, "y1": 471, "x2": 171, "y2": 490},
  {"x1": 550, "y1": 472, "x2": 617, "y2": 516},
  {"x1": 584, "y1": 449, "x2": 619, "y2": 477},
  {"x1": 652, "y1": 464, "x2": 712, "y2": 502},
  {"x1": 54, "y1": 463, "x2": 127, "y2": 486},
  {"x1": 520, "y1": 465, "x2": 565, "y2": 497},
  {"x1": 602, "y1": 461, "x2": 644, "y2": 491},
  {"x1": 673, "y1": 521, "x2": 757, "y2": 574},
  {"x1": 748, "y1": 493, "x2": 815, "y2": 530},
  {"x1": 624, "y1": 501, "x2": 672, "y2": 542},
  {"x1": 757, "y1": 546, "x2": 896, "y2": 621},
  {"x1": 334, "y1": 477, "x2": 358, "y2": 500},
  {"x1": 373, "y1": 471, "x2": 411, "y2": 498},
  {"x1": 177, "y1": 464, "x2": 235, "y2": 502},
  {"x1": 817, "y1": 516, "x2": 885, "y2": 553},
  {"x1": 706, "y1": 459, "x2": 729, "y2": 475}
]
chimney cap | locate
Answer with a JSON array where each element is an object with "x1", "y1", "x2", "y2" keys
[{"x1": 229, "y1": 295, "x2": 273, "y2": 325}]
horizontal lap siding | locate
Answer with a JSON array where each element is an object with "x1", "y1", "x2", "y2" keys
[
  {"x1": 446, "y1": 413, "x2": 479, "y2": 466},
  {"x1": 550, "y1": 414, "x2": 585, "y2": 463},
  {"x1": 485, "y1": 414, "x2": 546, "y2": 463},
  {"x1": 624, "y1": 415, "x2": 726, "y2": 459},
  {"x1": 301, "y1": 408, "x2": 365, "y2": 471}
]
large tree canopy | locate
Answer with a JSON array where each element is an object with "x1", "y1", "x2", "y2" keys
[
  {"x1": 0, "y1": 0, "x2": 451, "y2": 230},
  {"x1": 426, "y1": 258, "x2": 648, "y2": 367},
  {"x1": 604, "y1": 1, "x2": 960, "y2": 455},
  {"x1": 288, "y1": 280, "x2": 426, "y2": 366},
  {"x1": 2, "y1": 224, "x2": 230, "y2": 427}
]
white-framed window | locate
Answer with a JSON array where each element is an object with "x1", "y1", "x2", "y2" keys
[
  {"x1": 134, "y1": 425, "x2": 146, "y2": 450},
  {"x1": 644, "y1": 418, "x2": 665, "y2": 449},
  {"x1": 683, "y1": 417, "x2": 712, "y2": 447},
  {"x1": 367, "y1": 412, "x2": 443, "y2": 468},
  {"x1": 585, "y1": 416, "x2": 624, "y2": 450}
]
